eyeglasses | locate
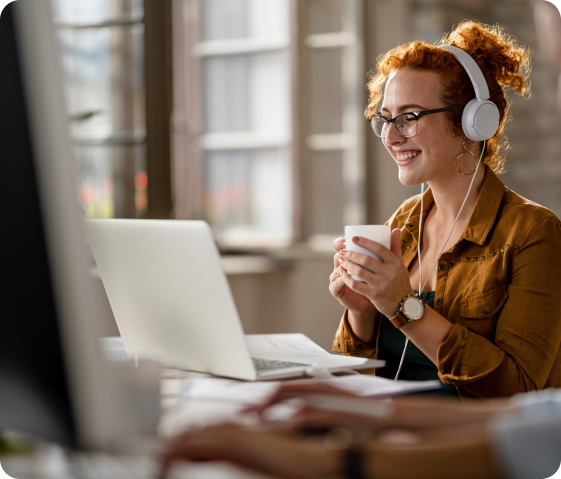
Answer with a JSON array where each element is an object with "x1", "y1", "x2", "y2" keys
[{"x1": 370, "y1": 107, "x2": 455, "y2": 138}]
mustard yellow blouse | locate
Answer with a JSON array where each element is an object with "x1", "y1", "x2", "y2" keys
[{"x1": 333, "y1": 166, "x2": 561, "y2": 400}]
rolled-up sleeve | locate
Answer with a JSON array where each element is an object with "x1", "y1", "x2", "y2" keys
[
  {"x1": 332, "y1": 309, "x2": 379, "y2": 358},
  {"x1": 488, "y1": 389, "x2": 561, "y2": 479},
  {"x1": 437, "y1": 216, "x2": 561, "y2": 397}
]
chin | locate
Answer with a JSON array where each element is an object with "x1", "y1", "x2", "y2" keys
[{"x1": 397, "y1": 169, "x2": 423, "y2": 187}]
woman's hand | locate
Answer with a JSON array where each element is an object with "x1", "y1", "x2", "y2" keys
[
  {"x1": 249, "y1": 382, "x2": 360, "y2": 417},
  {"x1": 246, "y1": 382, "x2": 391, "y2": 431},
  {"x1": 339, "y1": 228, "x2": 414, "y2": 318},
  {"x1": 329, "y1": 237, "x2": 376, "y2": 317},
  {"x1": 159, "y1": 423, "x2": 339, "y2": 479}
]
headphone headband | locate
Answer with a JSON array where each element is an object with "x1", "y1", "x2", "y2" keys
[
  {"x1": 438, "y1": 45, "x2": 490, "y2": 100},
  {"x1": 437, "y1": 44, "x2": 499, "y2": 141}
]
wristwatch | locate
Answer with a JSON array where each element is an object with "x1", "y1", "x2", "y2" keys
[{"x1": 389, "y1": 294, "x2": 425, "y2": 328}]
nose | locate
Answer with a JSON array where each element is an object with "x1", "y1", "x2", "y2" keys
[{"x1": 383, "y1": 121, "x2": 404, "y2": 148}]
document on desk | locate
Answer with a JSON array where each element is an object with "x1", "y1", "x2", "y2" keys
[{"x1": 183, "y1": 369, "x2": 441, "y2": 406}]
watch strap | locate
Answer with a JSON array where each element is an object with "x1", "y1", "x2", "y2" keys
[
  {"x1": 389, "y1": 311, "x2": 409, "y2": 329},
  {"x1": 343, "y1": 444, "x2": 366, "y2": 479}
]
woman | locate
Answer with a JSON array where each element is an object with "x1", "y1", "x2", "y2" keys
[{"x1": 331, "y1": 21, "x2": 561, "y2": 399}]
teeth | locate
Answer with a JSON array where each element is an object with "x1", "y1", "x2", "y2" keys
[{"x1": 396, "y1": 151, "x2": 420, "y2": 161}]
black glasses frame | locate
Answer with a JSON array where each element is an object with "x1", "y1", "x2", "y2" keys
[{"x1": 370, "y1": 107, "x2": 455, "y2": 138}]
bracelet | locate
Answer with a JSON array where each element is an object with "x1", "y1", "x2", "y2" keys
[{"x1": 343, "y1": 444, "x2": 366, "y2": 479}]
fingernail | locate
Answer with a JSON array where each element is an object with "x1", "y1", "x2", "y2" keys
[{"x1": 352, "y1": 236, "x2": 359, "y2": 243}]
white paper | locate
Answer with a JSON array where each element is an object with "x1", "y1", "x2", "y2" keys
[
  {"x1": 183, "y1": 369, "x2": 441, "y2": 406},
  {"x1": 245, "y1": 334, "x2": 329, "y2": 355}
]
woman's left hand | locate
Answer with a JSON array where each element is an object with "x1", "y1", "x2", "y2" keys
[{"x1": 339, "y1": 228, "x2": 414, "y2": 318}]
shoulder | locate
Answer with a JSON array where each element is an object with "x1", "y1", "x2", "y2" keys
[
  {"x1": 498, "y1": 187, "x2": 561, "y2": 242},
  {"x1": 501, "y1": 187, "x2": 560, "y2": 225}
]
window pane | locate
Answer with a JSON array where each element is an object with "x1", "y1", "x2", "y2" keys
[
  {"x1": 51, "y1": 0, "x2": 143, "y2": 23},
  {"x1": 203, "y1": 149, "x2": 292, "y2": 245},
  {"x1": 202, "y1": 51, "x2": 290, "y2": 135},
  {"x1": 201, "y1": 0, "x2": 289, "y2": 41},
  {"x1": 75, "y1": 144, "x2": 146, "y2": 219},
  {"x1": 57, "y1": 26, "x2": 145, "y2": 139}
]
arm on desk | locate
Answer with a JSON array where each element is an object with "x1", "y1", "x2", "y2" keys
[{"x1": 159, "y1": 421, "x2": 504, "y2": 479}]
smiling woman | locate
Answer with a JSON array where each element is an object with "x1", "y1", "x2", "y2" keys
[{"x1": 330, "y1": 20, "x2": 561, "y2": 400}]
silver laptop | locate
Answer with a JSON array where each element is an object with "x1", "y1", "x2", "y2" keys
[{"x1": 84, "y1": 219, "x2": 384, "y2": 380}]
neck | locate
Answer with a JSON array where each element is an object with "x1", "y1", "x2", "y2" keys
[{"x1": 427, "y1": 162, "x2": 486, "y2": 226}]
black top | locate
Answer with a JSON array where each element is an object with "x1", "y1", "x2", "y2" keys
[{"x1": 377, "y1": 291, "x2": 459, "y2": 397}]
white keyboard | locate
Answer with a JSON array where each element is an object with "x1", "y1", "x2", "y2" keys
[{"x1": 252, "y1": 357, "x2": 311, "y2": 371}]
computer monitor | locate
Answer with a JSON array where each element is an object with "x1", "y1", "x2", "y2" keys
[{"x1": 0, "y1": 1, "x2": 158, "y2": 450}]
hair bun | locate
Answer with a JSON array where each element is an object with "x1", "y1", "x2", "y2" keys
[{"x1": 442, "y1": 21, "x2": 531, "y2": 97}]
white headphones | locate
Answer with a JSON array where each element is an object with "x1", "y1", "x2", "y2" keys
[{"x1": 438, "y1": 45, "x2": 500, "y2": 142}]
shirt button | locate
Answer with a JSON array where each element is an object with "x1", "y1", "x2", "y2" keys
[
  {"x1": 465, "y1": 257, "x2": 470, "y2": 262},
  {"x1": 439, "y1": 264, "x2": 446, "y2": 270},
  {"x1": 408, "y1": 223, "x2": 414, "y2": 227},
  {"x1": 337, "y1": 342, "x2": 340, "y2": 348},
  {"x1": 500, "y1": 249, "x2": 504, "y2": 253},
  {"x1": 490, "y1": 252, "x2": 496, "y2": 257},
  {"x1": 436, "y1": 298, "x2": 442, "y2": 305},
  {"x1": 449, "y1": 262, "x2": 454, "y2": 267},
  {"x1": 481, "y1": 255, "x2": 486, "y2": 260},
  {"x1": 515, "y1": 245, "x2": 520, "y2": 250},
  {"x1": 482, "y1": 307, "x2": 490, "y2": 314},
  {"x1": 457, "y1": 259, "x2": 461, "y2": 264},
  {"x1": 473, "y1": 257, "x2": 479, "y2": 261},
  {"x1": 407, "y1": 245, "x2": 411, "y2": 249},
  {"x1": 357, "y1": 344, "x2": 363, "y2": 350},
  {"x1": 401, "y1": 239, "x2": 406, "y2": 245}
]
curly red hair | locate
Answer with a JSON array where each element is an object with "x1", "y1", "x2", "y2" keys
[{"x1": 365, "y1": 21, "x2": 532, "y2": 173}]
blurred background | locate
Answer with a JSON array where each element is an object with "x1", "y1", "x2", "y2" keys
[{"x1": 49, "y1": 0, "x2": 561, "y2": 350}]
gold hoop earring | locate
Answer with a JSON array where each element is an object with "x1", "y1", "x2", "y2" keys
[{"x1": 456, "y1": 140, "x2": 477, "y2": 175}]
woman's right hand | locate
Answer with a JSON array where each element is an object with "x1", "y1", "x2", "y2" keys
[{"x1": 330, "y1": 237, "x2": 376, "y2": 316}]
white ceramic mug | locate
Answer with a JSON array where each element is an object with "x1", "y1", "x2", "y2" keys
[{"x1": 344, "y1": 225, "x2": 391, "y2": 282}]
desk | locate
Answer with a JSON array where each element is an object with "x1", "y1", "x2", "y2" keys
[{"x1": 1, "y1": 369, "x2": 279, "y2": 479}]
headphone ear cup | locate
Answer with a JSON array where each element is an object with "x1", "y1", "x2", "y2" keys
[{"x1": 462, "y1": 99, "x2": 500, "y2": 141}]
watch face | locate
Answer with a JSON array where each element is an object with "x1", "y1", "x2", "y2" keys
[{"x1": 402, "y1": 296, "x2": 424, "y2": 321}]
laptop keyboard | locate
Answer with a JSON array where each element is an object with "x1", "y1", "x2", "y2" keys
[{"x1": 252, "y1": 357, "x2": 311, "y2": 371}]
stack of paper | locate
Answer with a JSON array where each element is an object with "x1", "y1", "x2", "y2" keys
[{"x1": 183, "y1": 369, "x2": 441, "y2": 406}]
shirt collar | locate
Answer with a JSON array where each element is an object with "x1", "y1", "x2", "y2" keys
[{"x1": 396, "y1": 166, "x2": 505, "y2": 245}]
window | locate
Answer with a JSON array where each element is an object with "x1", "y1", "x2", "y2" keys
[
  {"x1": 51, "y1": 0, "x2": 147, "y2": 219},
  {"x1": 173, "y1": 0, "x2": 293, "y2": 247},
  {"x1": 173, "y1": 0, "x2": 368, "y2": 250}
]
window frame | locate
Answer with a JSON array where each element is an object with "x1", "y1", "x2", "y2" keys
[{"x1": 172, "y1": 0, "x2": 370, "y2": 250}]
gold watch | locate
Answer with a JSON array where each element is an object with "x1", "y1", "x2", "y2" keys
[{"x1": 389, "y1": 294, "x2": 425, "y2": 329}]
